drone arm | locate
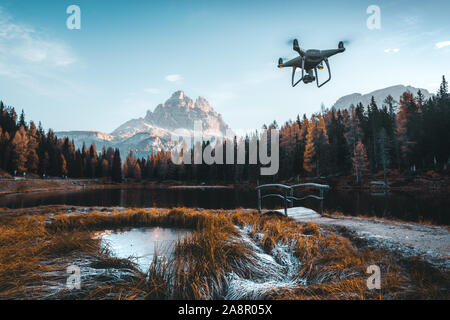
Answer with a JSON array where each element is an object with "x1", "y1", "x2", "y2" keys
[
  {"x1": 316, "y1": 58, "x2": 331, "y2": 88},
  {"x1": 293, "y1": 39, "x2": 305, "y2": 57},
  {"x1": 322, "y1": 48, "x2": 345, "y2": 58},
  {"x1": 294, "y1": 47, "x2": 305, "y2": 57}
]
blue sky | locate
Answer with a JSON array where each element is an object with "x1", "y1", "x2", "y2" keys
[{"x1": 0, "y1": 0, "x2": 449, "y2": 133}]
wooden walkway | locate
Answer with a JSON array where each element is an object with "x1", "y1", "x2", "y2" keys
[
  {"x1": 257, "y1": 182, "x2": 330, "y2": 217},
  {"x1": 274, "y1": 207, "x2": 321, "y2": 220}
]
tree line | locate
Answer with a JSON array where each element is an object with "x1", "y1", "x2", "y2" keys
[
  {"x1": 0, "y1": 104, "x2": 122, "y2": 181},
  {"x1": 273, "y1": 75, "x2": 449, "y2": 183},
  {"x1": 119, "y1": 76, "x2": 449, "y2": 184},
  {"x1": 1, "y1": 76, "x2": 448, "y2": 184}
]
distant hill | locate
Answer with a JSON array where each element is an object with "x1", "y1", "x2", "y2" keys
[
  {"x1": 56, "y1": 91, "x2": 230, "y2": 158},
  {"x1": 331, "y1": 85, "x2": 434, "y2": 110}
]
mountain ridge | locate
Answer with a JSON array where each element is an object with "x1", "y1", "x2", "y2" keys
[{"x1": 331, "y1": 85, "x2": 434, "y2": 110}]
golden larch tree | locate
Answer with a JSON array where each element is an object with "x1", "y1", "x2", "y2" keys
[{"x1": 303, "y1": 119, "x2": 317, "y2": 174}]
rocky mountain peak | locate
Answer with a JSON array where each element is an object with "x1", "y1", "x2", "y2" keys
[
  {"x1": 171, "y1": 90, "x2": 185, "y2": 100},
  {"x1": 125, "y1": 90, "x2": 229, "y2": 136},
  {"x1": 195, "y1": 96, "x2": 213, "y2": 112},
  {"x1": 162, "y1": 90, "x2": 193, "y2": 109}
]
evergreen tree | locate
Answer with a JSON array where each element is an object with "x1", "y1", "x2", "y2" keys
[
  {"x1": 315, "y1": 114, "x2": 329, "y2": 176},
  {"x1": 111, "y1": 149, "x2": 122, "y2": 182},
  {"x1": 438, "y1": 75, "x2": 448, "y2": 99},
  {"x1": 396, "y1": 92, "x2": 420, "y2": 169},
  {"x1": 352, "y1": 141, "x2": 369, "y2": 184},
  {"x1": 378, "y1": 128, "x2": 390, "y2": 184},
  {"x1": 19, "y1": 110, "x2": 26, "y2": 129}
]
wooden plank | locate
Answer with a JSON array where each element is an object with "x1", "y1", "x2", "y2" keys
[
  {"x1": 275, "y1": 206, "x2": 321, "y2": 220},
  {"x1": 290, "y1": 183, "x2": 330, "y2": 189}
]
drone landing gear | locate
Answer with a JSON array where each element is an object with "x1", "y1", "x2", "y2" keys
[
  {"x1": 292, "y1": 67, "x2": 316, "y2": 86},
  {"x1": 291, "y1": 57, "x2": 332, "y2": 88},
  {"x1": 291, "y1": 57, "x2": 305, "y2": 87},
  {"x1": 314, "y1": 58, "x2": 331, "y2": 88}
]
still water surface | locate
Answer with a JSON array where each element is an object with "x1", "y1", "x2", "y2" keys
[
  {"x1": 0, "y1": 187, "x2": 447, "y2": 225},
  {"x1": 95, "y1": 227, "x2": 191, "y2": 272}
]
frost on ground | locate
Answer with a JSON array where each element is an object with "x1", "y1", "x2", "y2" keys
[
  {"x1": 225, "y1": 226, "x2": 305, "y2": 300},
  {"x1": 299, "y1": 215, "x2": 450, "y2": 270}
]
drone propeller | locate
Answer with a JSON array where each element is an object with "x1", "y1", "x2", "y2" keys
[
  {"x1": 278, "y1": 58, "x2": 283, "y2": 66},
  {"x1": 339, "y1": 39, "x2": 352, "y2": 48},
  {"x1": 284, "y1": 38, "x2": 305, "y2": 56},
  {"x1": 285, "y1": 38, "x2": 297, "y2": 46}
]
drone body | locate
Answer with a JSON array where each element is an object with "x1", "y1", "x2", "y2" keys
[{"x1": 278, "y1": 39, "x2": 346, "y2": 88}]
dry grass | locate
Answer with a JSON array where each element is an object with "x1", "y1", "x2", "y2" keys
[
  {"x1": 0, "y1": 206, "x2": 448, "y2": 300},
  {"x1": 0, "y1": 216, "x2": 100, "y2": 299}
]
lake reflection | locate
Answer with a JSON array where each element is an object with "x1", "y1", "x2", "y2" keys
[
  {"x1": 95, "y1": 227, "x2": 191, "y2": 272},
  {"x1": 0, "y1": 187, "x2": 448, "y2": 225}
]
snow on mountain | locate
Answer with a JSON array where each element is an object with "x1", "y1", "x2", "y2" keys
[
  {"x1": 56, "y1": 91, "x2": 230, "y2": 158},
  {"x1": 332, "y1": 85, "x2": 434, "y2": 110},
  {"x1": 54, "y1": 131, "x2": 115, "y2": 151}
]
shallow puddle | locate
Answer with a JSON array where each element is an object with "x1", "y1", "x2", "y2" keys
[{"x1": 95, "y1": 227, "x2": 191, "y2": 272}]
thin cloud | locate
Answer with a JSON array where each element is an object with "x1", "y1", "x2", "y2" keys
[
  {"x1": 0, "y1": 8, "x2": 76, "y2": 68},
  {"x1": 165, "y1": 74, "x2": 183, "y2": 82},
  {"x1": 0, "y1": 7, "x2": 80, "y2": 98},
  {"x1": 144, "y1": 88, "x2": 160, "y2": 94},
  {"x1": 436, "y1": 41, "x2": 450, "y2": 49},
  {"x1": 384, "y1": 48, "x2": 400, "y2": 54}
]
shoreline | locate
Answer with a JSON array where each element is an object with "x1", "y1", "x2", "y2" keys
[{"x1": 1, "y1": 173, "x2": 449, "y2": 197}]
